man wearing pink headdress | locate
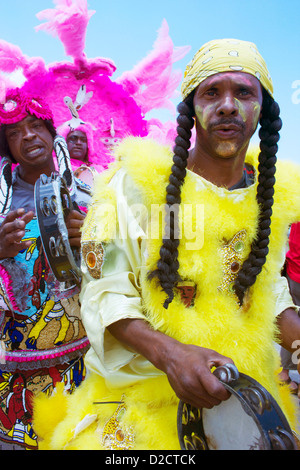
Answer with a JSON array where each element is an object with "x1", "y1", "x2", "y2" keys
[
  {"x1": 58, "y1": 104, "x2": 119, "y2": 188},
  {"x1": 62, "y1": 122, "x2": 100, "y2": 188},
  {"x1": 66, "y1": 130, "x2": 88, "y2": 163},
  {"x1": 0, "y1": 88, "x2": 90, "y2": 450}
]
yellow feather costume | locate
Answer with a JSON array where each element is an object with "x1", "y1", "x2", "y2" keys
[{"x1": 33, "y1": 137, "x2": 300, "y2": 450}]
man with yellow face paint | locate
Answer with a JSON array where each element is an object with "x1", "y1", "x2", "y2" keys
[{"x1": 33, "y1": 39, "x2": 300, "y2": 450}]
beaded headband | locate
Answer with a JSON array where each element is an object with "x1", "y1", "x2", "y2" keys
[{"x1": 0, "y1": 88, "x2": 54, "y2": 125}]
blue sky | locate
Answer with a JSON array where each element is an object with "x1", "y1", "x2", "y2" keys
[{"x1": 1, "y1": 0, "x2": 300, "y2": 162}]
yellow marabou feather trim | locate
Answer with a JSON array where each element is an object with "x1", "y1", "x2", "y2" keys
[
  {"x1": 112, "y1": 138, "x2": 300, "y2": 422},
  {"x1": 81, "y1": 161, "x2": 121, "y2": 243},
  {"x1": 36, "y1": 138, "x2": 300, "y2": 449}
]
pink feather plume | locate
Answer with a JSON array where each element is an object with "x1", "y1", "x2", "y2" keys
[
  {"x1": 0, "y1": 40, "x2": 45, "y2": 77},
  {"x1": 35, "y1": 0, "x2": 96, "y2": 62},
  {"x1": 0, "y1": 1, "x2": 192, "y2": 159},
  {"x1": 117, "y1": 19, "x2": 191, "y2": 115}
]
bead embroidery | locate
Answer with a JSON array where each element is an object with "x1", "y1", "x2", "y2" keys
[
  {"x1": 82, "y1": 241, "x2": 104, "y2": 279},
  {"x1": 101, "y1": 399, "x2": 135, "y2": 450},
  {"x1": 218, "y1": 230, "x2": 247, "y2": 295}
]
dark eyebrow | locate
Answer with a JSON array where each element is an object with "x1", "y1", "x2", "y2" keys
[
  {"x1": 234, "y1": 82, "x2": 255, "y2": 89},
  {"x1": 202, "y1": 75, "x2": 259, "y2": 89},
  {"x1": 25, "y1": 116, "x2": 42, "y2": 124},
  {"x1": 6, "y1": 116, "x2": 41, "y2": 130},
  {"x1": 5, "y1": 123, "x2": 18, "y2": 130}
]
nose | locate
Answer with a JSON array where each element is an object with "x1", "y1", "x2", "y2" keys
[
  {"x1": 23, "y1": 126, "x2": 36, "y2": 140},
  {"x1": 216, "y1": 93, "x2": 239, "y2": 117}
]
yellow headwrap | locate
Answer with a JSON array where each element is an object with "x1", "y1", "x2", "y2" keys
[{"x1": 181, "y1": 38, "x2": 273, "y2": 100}]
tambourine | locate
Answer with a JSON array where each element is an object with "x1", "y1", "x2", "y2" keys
[
  {"x1": 34, "y1": 173, "x2": 81, "y2": 285},
  {"x1": 73, "y1": 165, "x2": 96, "y2": 188},
  {"x1": 177, "y1": 364, "x2": 297, "y2": 450}
]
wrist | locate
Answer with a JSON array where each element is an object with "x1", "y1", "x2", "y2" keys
[
  {"x1": 108, "y1": 318, "x2": 181, "y2": 373},
  {"x1": 149, "y1": 331, "x2": 181, "y2": 373}
]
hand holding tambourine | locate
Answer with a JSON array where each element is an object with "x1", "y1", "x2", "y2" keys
[{"x1": 177, "y1": 364, "x2": 297, "y2": 450}]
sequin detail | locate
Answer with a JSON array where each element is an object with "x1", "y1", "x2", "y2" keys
[
  {"x1": 102, "y1": 399, "x2": 135, "y2": 450},
  {"x1": 82, "y1": 241, "x2": 104, "y2": 279},
  {"x1": 218, "y1": 230, "x2": 247, "y2": 295}
]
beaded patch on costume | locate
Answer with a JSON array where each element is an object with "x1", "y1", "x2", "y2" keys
[
  {"x1": 218, "y1": 230, "x2": 247, "y2": 295},
  {"x1": 176, "y1": 281, "x2": 196, "y2": 307},
  {"x1": 102, "y1": 398, "x2": 135, "y2": 450},
  {"x1": 82, "y1": 241, "x2": 104, "y2": 279}
]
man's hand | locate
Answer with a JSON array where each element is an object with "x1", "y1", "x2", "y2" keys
[
  {"x1": 108, "y1": 318, "x2": 233, "y2": 410},
  {"x1": 0, "y1": 209, "x2": 34, "y2": 259},
  {"x1": 65, "y1": 209, "x2": 86, "y2": 248},
  {"x1": 163, "y1": 342, "x2": 233, "y2": 409}
]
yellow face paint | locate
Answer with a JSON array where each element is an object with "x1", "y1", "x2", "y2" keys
[
  {"x1": 193, "y1": 72, "x2": 263, "y2": 161},
  {"x1": 195, "y1": 100, "x2": 261, "y2": 132},
  {"x1": 194, "y1": 103, "x2": 214, "y2": 130},
  {"x1": 234, "y1": 98, "x2": 261, "y2": 130},
  {"x1": 252, "y1": 102, "x2": 261, "y2": 129},
  {"x1": 234, "y1": 98, "x2": 247, "y2": 122},
  {"x1": 214, "y1": 141, "x2": 237, "y2": 158},
  {"x1": 194, "y1": 100, "x2": 242, "y2": 158}
]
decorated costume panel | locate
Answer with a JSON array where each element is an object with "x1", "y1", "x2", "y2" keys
[
  {"x1": 0, "y1": 216, "x2": 88, "y2": 449},
  {"x1": 0, "y1": 218, "x2": 88, "y2": 361},
  {"x1": 0, "y1": 358, "x2": 86, "y2": 450}
]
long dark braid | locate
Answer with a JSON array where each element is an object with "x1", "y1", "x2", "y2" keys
[
  {"x1": 148, "y1": 94, "x2": 195, "y2": 308},
  {"x1": 149, "y1": 88, "x2": 282, "y2": 309},
  {"x1": 233, "y1": 90, "x2": 282, "y2": 305}
]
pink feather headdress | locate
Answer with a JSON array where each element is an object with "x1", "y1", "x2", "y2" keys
[
  {"x1": 0, "y1": 88, "x2": 54, "y2": 125},
  {"x1": 0, "y1": 0, "x2": 191, "y2": 168}
]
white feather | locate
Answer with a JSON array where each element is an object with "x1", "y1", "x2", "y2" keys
[{"x1": 74, "y1": 85, "x2": 93, "y2": 110}]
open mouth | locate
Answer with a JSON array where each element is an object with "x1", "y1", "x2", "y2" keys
[{"x1": 25, "y1": 145, "x2": 43, "y2": 157}]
